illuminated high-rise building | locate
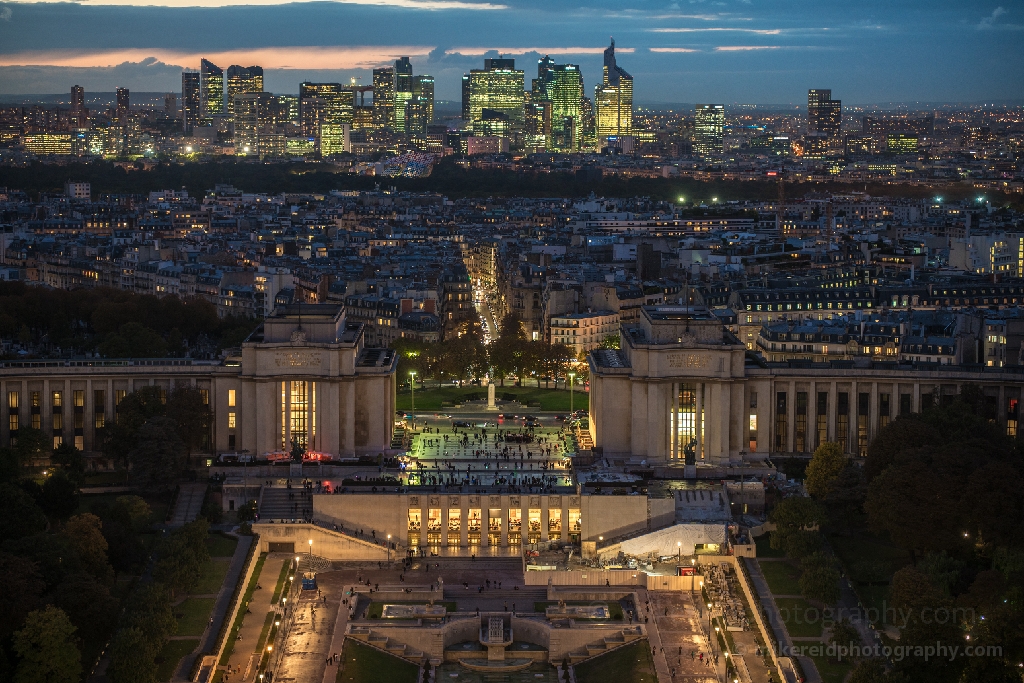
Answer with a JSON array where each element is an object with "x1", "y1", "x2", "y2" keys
[
  {"x1": 532, "y1": 55, "x2": 583, "y2": 151},
  {"x1": 115, "y1": 88, "x2": 130, "y2": 121},
  {"x1": 226, "y1": 65, "x2": 264, "y2": 117},
  {"x1": 70, "y1": 85, "x2": 87, "y2": 128},
  {"x1": 299, "y1": 82, "x2": 354, "y2": 156},
  {"x1": 693, "y1": 104, "x2": 725, "y2": 157},
  {"x1": 181, "y1": 71, "x2": 201, "y2": 133},
  {"x1": 394, "y1": 57, "x2": 413, "y2": 132},
  {"x1": 200, "y1": 59, "x2": 225, "y2": 123},
  {"x1": 807, "y1": 88, "x2": 841, "y2": 138},
  {"x1": 372, "y1": 66, "x2": 395, "y2": 129},
  {"x1": 463, "y1": 57, "x2": 525, "y2": 132},
  {"x1": 404, "y1": 75, "x2": 434, "y2": 135},
  {"x1": 233, "y1": 92, "x2": 273, "y2": 156},
  {"x1": 594, "y1": 39, "x2": 632, "y2": 140},
  {"x1": 524, "y1": 99, "x2": 551, "y2": 152}
]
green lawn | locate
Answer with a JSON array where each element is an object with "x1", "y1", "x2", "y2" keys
[
  {"x1": 336, "y1": 640, "x2": 418, "y2": 683},
  {"x1": 397, "y1": 385, "x2": 588, "y2": 412},
  {"x1": 754, "y1": 534, "x2": 785, "y2": 558},
  {"x1": 174, "y1": 597, "x2": 217, "y2": 637},
  {"x1": 194, "y1": 558, "x2": 232, "y2": 594},
  {"x1": 759, "y1": 560, "x2": 803, "y2": 596},
  {"x1": 774, "y1": 598, "x2": 824, "y2": 638},
  {"x1": 367, "y1": 601, "x2": 457, "y2": 619},
  {"x1": 207, "y1": 533, "x2": 239, "y2": 557},
  {"x1": 810, "y1": 655, "x2": 854, "y2": 683},
  {"x1": 271, "y1": 560, "x2": 292, "y2": 605},
  {"x1": 576, "y1": 640, "x2": 657, "y2": 683},
  {"x1": 533, "y1": 601, "x2": 624, "y2": 620},
  {"x1": 154, "y1": 639, "x2": 199, "y2": 682}
]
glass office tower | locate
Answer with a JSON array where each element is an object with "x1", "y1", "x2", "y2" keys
[
  {"x1": 693, "y1": 104, "x2": 725, "y2": 157},
  {"x1": 200, "y1": 59, "x2": 224, "y2": 124},
  {"x1": 594, "y1": 39, "x2": 632, "y2": 141}
]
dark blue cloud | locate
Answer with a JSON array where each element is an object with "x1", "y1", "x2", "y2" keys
[{"x1": 0, "y1": 0, "x2": 1020, "y2": 102}]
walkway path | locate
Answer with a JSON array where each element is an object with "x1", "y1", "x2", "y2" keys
[
  {"x1": 169, "y1": 483, "x2": 208, "y2": 527},
  {"x1": 642, "y1": 589, "x2": 719, "y2": 683},
  {"x1": 173, "y1": 535, "x2": 254, "y2": 682},
  {"x1": 223, "y1": 555, "x2": 287, "y2": 682}
]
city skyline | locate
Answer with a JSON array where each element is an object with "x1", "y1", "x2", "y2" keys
[{"x1": 0, "y1": 1, "x2": 1022, "y2": 101}]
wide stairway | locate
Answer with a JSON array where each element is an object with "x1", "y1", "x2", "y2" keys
[
  {"x1": 348, "y1": 627, "x2": 426, "y2": 663},
  {"x1": 565, "y1": 628, "x2": 645, "y2": 664},
  {"x1": 442, "y1": 587, "x2": 549, "y2": 605},
  {"x1": 258, "y1": 487, "x2": 313, "y2": 521},
  {"x1": 169, "y1": 483, "x2": 207, "y2": 527}
]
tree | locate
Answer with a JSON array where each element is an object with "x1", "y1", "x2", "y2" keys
[
  {"x1": 800, "y1": 552, "x2": 841, "y2": 605},
  {"x1": 165, "y1": 386, "x2": 212, "y2": 468},
  {"x1": 40, "y1": 470, "x2": 80, "y2": 520},
  {"x1": 805, "y1": 442, "x2": 846, "y2": 499},
  {"x1": 62, "y1": 513, "x2": 112, "y2": 583},
  {"x1": 50, "y1": 442, "x2": 86, "y2": 482},
  {"x1": 865, "y1": 415, "x2": 933, "y2": 481},
  {"x1": 121, "y1": 584, "x2": 176, "y2": 645},
  {"x1": 98, "y1": 322, "x2": 168, "y2": 358},
  {"x1": 11, "y1": 427, "x2": 48, "y2": 468},
  {"x1": 768, "y1": 496, "x2": 822, "y2": 552},
  {"x1": 888, "y1": 566, "x2": 964, "y2": 683},
  {"x1": 129, "y1": 417, "x2": 186, "y2": 491},
  {"x1": 49, "y1": 572, "x2": 119, "y2": 652},
  {"x1": 2, "y1": 534, "x2": 81, "y2": 590},
  {"x1": 102, "y1": 386, "x2": 166, "y2": 474},
  {"x1": 12, "y1": 605, "x2": 82, "y2": 683},
  {"x1": 0, "y1": 483, "x2": 48, "y2": 543},
  {"x1": 107, "y1": 627, "x2": 157, "y2": 683},
  {"x1": 847, "y1": 660, "x2": 905, "y2": 683},
  {"x1": 829, "y1": 617, "x2": 861, "y2": 654},
  {"x1": 237, "y1": 499, "x2": 258, "y2": 523},
  {"x1": 0, "y1": 552, "x2": 46, "y2": 639}
]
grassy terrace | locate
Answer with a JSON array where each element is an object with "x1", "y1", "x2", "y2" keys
[
  {"x1": 576, "y1": 641, "x2": 657, "y2": 683},
  {"x1": 396, "y1": 386, "x2": 588, "y2": 412},
  {"x1": 758, "y1": 560, "x2": 802, "y2": 596},
  {"x1": 155, "y1": 640, "x2": 200, "y2": 682},
  {"x1": 337, "y1": 640, "x2": 418, "y2": 683},
  {"x1": 214, "y1": 553, "x2": 268, "y2": 682},
  {"x1": 773, "y1": 597, "x2": 824, "y2": 638}
]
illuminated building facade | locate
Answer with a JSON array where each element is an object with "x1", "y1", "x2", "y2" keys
[
  {"x1": 0, "y1": 305, "x2": 396, "y2": 459},
  {"x1": 200, "y1": 59, "x2": 225, "y2": 123},
  {"x1": 70, "y1": 85, "x2": 87, "y2": 128},
  {"x1": 533, "y1": 56, "x2": 583, "y2": 151},
  {"x1": 181, "y1": 71, "x2": 201, "y2": 134},
  {"x1": 233, "y1": 92, "x2": 273, "y2": 157},
  {"x1": 464, "y1": 58, "x2": 525, "y2": 133},
  {"x1": 373, "y1": 66, "x2": 396, "y2": 129},
  {"x1": 394, "y1": 57, "x2": 413, "y2": 132},
  {"x1": 808, "y1": 88, "x2": 842, "y2": 138},
  {"x1": 693, "y1": 104, "x2": 725, "y2": 157},
  {"x1": 225, "y1": 65, "x2": 264, "y2": 117},
  {"x1": 594, "y1": 39, "x2": 632, "y2": 141},
  {"x1": 299, "y1": 82, "x2": 354, "y2": 156}
]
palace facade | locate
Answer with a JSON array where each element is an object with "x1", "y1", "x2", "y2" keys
[
  {"x1": 0, "y1": 304, "x2": 397, "y2": 459},
  {"x1": 588, "y1": 305, "x2": 1023, "y2": 465}
]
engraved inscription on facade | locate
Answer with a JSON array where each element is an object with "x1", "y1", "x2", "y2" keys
[
  {"x1": 667, "y1": 353, "x2": 710, "y2": 369},
  {"x1": 274, "y1": 351, "x2": 323, "y2": 368}
]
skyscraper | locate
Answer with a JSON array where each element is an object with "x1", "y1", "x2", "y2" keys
[
  {"x1": 394, "y1": 57, "x2": 413, "y2": 132},
  {"x1": 299, "y1": 83, "x2": 354, "y2": 156},
  {"x1": 533, "y1": 56, "x2": 583, "y2": 151},
  {"x1": 594, "y1": 39, "x2": 632, "y2": 141},
  {"x1": 463, "y1": 57, "x2": 525, "y2": 133},
  {"x1": 70, "y1": 85, "x2": 87, "y2": 128},
  {"x1": 807, "y1": 89, "x2": 842, "y2": 138},
  {"x1": 200, "y1": 59, "x2": 225, "y2": 123},
  {"x1": 181, "y1": 70, "x2": 201, "y2": 134},
  {"x1": 233, "y1": 92, "x2": 273, "y2": 156},
  {"x1": 115, "y1": 88, "x2": 130, "y2": 121},
  {"x1": 405, "y1": 75, "x2": 434, "y2": 136},
  {"x1": 693, "y1": 104, "x2": 725, "y2": 157},
  {"x1": 226, "y1": 65, "x2": 264, "y2": 117},
  {"x1": 372, "y1": 66, "x2": 396, "y2": 129}
]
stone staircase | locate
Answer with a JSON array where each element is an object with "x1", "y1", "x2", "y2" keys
[
  {"x1": 565, "y1": 627, "x2": 645, "y2": 665},
  {"x1": 347, "y1": 628, "x2": 426, "y2": 663},
  {"x1": 258, "y1": 487, "x2": 312, "y2": 521},
  {"x1": 297, "y1": 553, "x2": 334, "y2": 573},
  {"x1": 169, "y1": 483, "x2": 207, "y2": 527}
]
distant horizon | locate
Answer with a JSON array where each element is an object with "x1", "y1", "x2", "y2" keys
[{"x1": 2, "y1": 91, "x2": 1022, "y2": 112}]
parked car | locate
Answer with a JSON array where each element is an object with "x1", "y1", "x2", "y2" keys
[{"x1": 453, "y1": 420, "x2": 472, "y2": 428}]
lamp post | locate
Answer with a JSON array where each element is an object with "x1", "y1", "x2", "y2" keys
[
  {"x1": 387, "y1": 533, "x2": 392, "y2": 564},
  {"x1": 308, "y1": 538, "x2": 313, "y2": 570},
  {"x1": 567, "y1": 372, "x2": 575, "y2": 415},
  {"x1": 409, "y1": 371, "x2": 417, "y2": 413},
  {"x1": 690, "y1": 557, "x2": 696, "y2": 597},
  {"x1": 677, "y1": 541, "x2": 681, "y2": 563}
]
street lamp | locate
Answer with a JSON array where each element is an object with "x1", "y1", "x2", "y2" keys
[
  {"x1": 677, "y1": 541, "x2": 681, "y2": 563},
  {"x1": 567, "y1": 372, "x2": 576, "y2": 415},
  {"x1": 409, "y1": 371, "x2": 417, "y2": 413},
  {"x1": 387, "y1": 533, "x2": 392, "y2": 563},
  {"x1": 308, "y1": 539, "x2": 313, "y2": 569}
]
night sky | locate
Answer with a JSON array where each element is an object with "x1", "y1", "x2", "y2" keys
[{"x1": 0, "y1": 0, "x2": 1020, "y2": 104}]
